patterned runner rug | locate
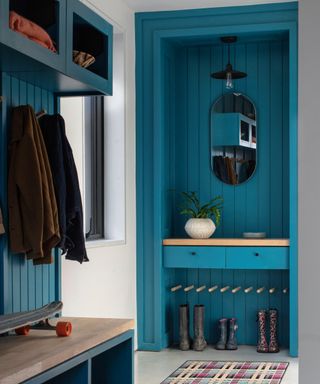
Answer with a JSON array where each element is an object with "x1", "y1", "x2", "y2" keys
[{"x1": 161, "y1": 361, "x2": 289, "y2": 384}]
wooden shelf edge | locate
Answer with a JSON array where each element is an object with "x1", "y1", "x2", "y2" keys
[{"x1": 163, "y1": 238, "x2": 290, "y2": 247}]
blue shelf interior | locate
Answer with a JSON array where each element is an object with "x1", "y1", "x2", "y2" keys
[
  {"x1": 73, "y1": 14, "x2": 109, "y2": 81},
  {"x1": 9, "y1": 0, "x2": 60, "y2": 52}
]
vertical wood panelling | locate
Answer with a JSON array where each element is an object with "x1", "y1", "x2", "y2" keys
[
  {"x1": 164, "y1": 39, "x2": 290, "y2": 348},
  {"x1": 0, "y1": 74, "x2": 57, "y2": 315},
  {"x1": 168, "y1": 269, "x2": 289, "y2": 346},
  {"x1": 173, "y1": 40, "x2": 289, "y2": 238}
]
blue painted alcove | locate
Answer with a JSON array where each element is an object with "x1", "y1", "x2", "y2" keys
[{"x1": 136, "y1": 2, "x2": 298, "y2": 355}]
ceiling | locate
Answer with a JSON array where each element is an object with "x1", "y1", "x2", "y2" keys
[{"x1": 123, "y1": 0, "x2": 297, "y2": 12}]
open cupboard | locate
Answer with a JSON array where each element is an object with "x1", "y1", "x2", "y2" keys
[{"x1": 136, "y1": 3, "x2": 298, "y2": 356}]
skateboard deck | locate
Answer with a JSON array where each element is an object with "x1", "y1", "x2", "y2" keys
[{"x1": 0, "y1": 301, "x2": 72, "y2": 337}]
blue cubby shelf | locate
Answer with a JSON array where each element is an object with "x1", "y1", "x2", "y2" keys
[
  {"x1": 0, "y1": 0, "x2": 113, "y2": 96},
  {"x1": 0, "y1": 0, "x2": 67, "y2": 73},
  {"x1": 66, "y1": 0, "x2": 113, "y2": 96}
]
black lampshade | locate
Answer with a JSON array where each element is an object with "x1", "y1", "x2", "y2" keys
[{"x1": 210, "y1": 37, "x2": 247, "y2": 82}]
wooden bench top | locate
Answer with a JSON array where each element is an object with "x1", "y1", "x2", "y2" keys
[
  {"x1": 0, "y1": 317, "x2": 134, "y2": 384},
  {"x1": 163, "y1": 238, "x2": 290, "y2": 246}
]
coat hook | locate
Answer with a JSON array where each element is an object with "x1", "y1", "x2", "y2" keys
[
  {"x1": 232, "y1": 286, "x2": 242, "y2": 294},
  {"x1": 36, "y1": 109, "x2": 47, "y2": 119},
  {"x1": 269, "y1": 287, "x2": 276, "y2": 294},
  {"x1": 283, "y1": 288, "x2": 289, "y2": 294},
  {"x1": 208, "y1": 285, "x2": 219, "y2": 293},
  {"x1": 184, "y1": 285, "x2": 194, "y2": 292},
  {"x1": 196, "y1": 285, "x2": 206, "y2": 293},
  {"x1": 220, "y1": 285, "x2": 230, "y2": 293},
  {"x1": 171, "y1": 285, "x2": 182, "y2": 292},
  {"x1": 257, "y1": 287, "x2": 266, "y2": 294},
  {"x1": 244, "y1": 286, "x2": 253, "y2": 293}
]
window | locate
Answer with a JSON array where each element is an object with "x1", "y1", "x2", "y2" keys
[
  {"x1": 84, "y1": 96, "x2": 104, "y2": 240},
  {"x1": 60, "y1": 33, "x2": 125, "y2": 245}
]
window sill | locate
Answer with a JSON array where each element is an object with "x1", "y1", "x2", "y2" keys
[{"x1": 85, "y1": 239, "x2": 126, "y2": 249}]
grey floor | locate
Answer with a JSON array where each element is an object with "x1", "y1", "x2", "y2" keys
[{"x1": 135, "y1": 346, "x2": 298, "y2": 384}]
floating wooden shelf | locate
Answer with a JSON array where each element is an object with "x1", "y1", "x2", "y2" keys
[{"x1": 163, "y1": 238, "x2": 290, "y2": 247}]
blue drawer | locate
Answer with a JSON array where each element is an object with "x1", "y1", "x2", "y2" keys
[
  {"x1": 225, "y1": 247, "x2": 289, "y2": 270},
  {"x1": 163, "y1": 246, "x2": 225, "y2": 269}
]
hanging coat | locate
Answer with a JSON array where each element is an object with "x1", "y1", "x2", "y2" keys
[
  {"x1": 8, "y1": 106, "x2": 60, "y2": 264},
  {"x1": 39, "y1": 114, "x2": 88, "y2": 263},
  {"x1": 0, "y1": 207, "x2": 4, "y2": 235}
]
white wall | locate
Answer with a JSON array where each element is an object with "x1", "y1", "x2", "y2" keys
[
  {"x1": 299, "y1": 1, "x2": 320, "y2": 382},
  {"x1": 61, "y1": 0, "x2": 136, "y2": 326}
]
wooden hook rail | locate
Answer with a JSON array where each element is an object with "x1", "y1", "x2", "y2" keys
[
  {"x1": 208, "y1": 285, "x2": 219, "y2": 293},
  {"x1": 171, "y1": 285, "x2": 182, "y2": 292},
  {"x1": 196, "y1": 285, "x2": 206, "y2": 293},
  {"x1": 184, "y1": 285, "x2": 194, "y2": 292},
  {"x1": 231, "y1": 286, "x2": 242, "y2": 294},
  {"x1": 257, "y1": 287, "x2": 266, "y2": 294}
]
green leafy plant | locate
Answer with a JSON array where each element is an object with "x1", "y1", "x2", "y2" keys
[{"x1": 180, "y1": 191, "x2": 223, "y2": 226}]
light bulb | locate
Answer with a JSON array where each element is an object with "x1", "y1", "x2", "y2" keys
[{"x1": 226, "y1": 72, "x2": 233, "y2": 89}]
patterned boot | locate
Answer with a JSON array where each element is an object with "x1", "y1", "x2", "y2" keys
[
  {"x1": 226, "y1": 318, "x2": 238, "y2": 350},
  {"x1": 269, "y1": 309, "x2": 280, "y2": 353},
  {"x1": 216, "y1": 318, "x2": 228, "y2": 350},
  {"x1": 193, "y1": 305, "x2": 207, "y2": 351},
  {"x1": 257, "y1": 310, "x2": 269, "y2": 353},
  {"x1": 179, "y1": 304, "x2": 191, "y2": 351}
]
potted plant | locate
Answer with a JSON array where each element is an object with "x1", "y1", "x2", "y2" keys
[{"x1": 180, "y1": 192, "x2": 223, "y2": 239}]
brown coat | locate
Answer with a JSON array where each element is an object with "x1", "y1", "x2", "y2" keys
[
  {"x1": 0, "y1": 207, "x2": 4, "y2": 235},
  {"x1": 8, "y1": 106, "x2": 60, "y2": 264}
]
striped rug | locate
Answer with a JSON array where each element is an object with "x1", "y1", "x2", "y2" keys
[{"x1": 161, "y1": 361, "x2": 289, "y2": 384}]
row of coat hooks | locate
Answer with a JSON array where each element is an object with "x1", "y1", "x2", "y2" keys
[{"x1": 170, "y1": 284, "x2": 289, "y2": 294}]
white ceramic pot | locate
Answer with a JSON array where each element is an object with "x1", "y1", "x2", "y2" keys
[{"x1": 184, "y1": 218, "x2": 216, "y2": 239}]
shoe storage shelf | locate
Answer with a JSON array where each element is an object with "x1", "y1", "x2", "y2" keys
[
  {"x1": 0, "y1": 318, "x2": 134, "y2": 384},
  {"x1": 163, "y1": 239, "x2": 290, "y2": 349},
  {"x1": 0, "y1": 0, "x2": 113, "y2": 95},
  {"x1": 136, "y1": 3, "x2": 298, "y2": 357}
]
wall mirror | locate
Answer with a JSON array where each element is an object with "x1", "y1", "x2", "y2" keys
[{"x1": 210, "y1": 93, "x2": 257, "y2": 185}]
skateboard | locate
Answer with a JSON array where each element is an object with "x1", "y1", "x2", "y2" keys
[{"x1": 0, "y1": 301, "x2": 72, "y2": 337}]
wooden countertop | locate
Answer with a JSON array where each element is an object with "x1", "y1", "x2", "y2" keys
[
  {"x1": 163, "y1": 238, "x2": 290, "y2": 247},
  {"x1": 0, "y1": 317, "x2": 134, "y2": 384}
]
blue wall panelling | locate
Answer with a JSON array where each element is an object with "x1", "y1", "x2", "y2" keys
[
  {"x1": 136, "y1": 2, "x2": 298, "y2": 356},
  {"x1": 0, "y1": 73, "x2": 59, "y2": 315}
]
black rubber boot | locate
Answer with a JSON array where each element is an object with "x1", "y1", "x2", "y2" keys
[
  {"x1": 269, "y1": 309, "x2": 280, "y2": 353},
  {"x1": 216, "y1": 318, "x2": 228, "y2": 350},
  {"x1": 193, "y1": 305, "x2": 207, "y2": 351},
  {"x1": 226, "y1": 318, "x2": 238, "y2": 350},
  {"x1": 179, "y1": 304, "x2": 191, "y2": 351}
]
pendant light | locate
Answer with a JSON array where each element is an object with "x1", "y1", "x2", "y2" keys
[{"x1": 211, "y1": 36, "x2": 247, "y2": 89}]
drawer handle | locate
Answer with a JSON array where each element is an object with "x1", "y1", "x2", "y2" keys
[
  {"x1": 191, "y1": 252, "x2": 197, "y2": 256},
  {"x1": 254, "y1": 252, "x2": 260, "y2": 257}
]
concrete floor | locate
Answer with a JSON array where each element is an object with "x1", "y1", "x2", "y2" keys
[{"x1": 135, "y1": 346, "x2": 298, "y2": 383}]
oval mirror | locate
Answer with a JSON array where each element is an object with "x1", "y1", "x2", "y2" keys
[{"x1": 210, "y1": 93, "x2": 257, "y2": 185}]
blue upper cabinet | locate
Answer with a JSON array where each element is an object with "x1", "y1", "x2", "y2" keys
[
  {"x1": 213, "y1": 113, "x2": 257, "y2": 149},
  {"x1": 0, "y1": 0, "x2": 113, "y2": 95},
  {"x1": 0, "y1": 0, "x2": 66, "y2": 73},
  {"x1": 66, "y1": 0, "x2": 113, "y2": 95}
]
